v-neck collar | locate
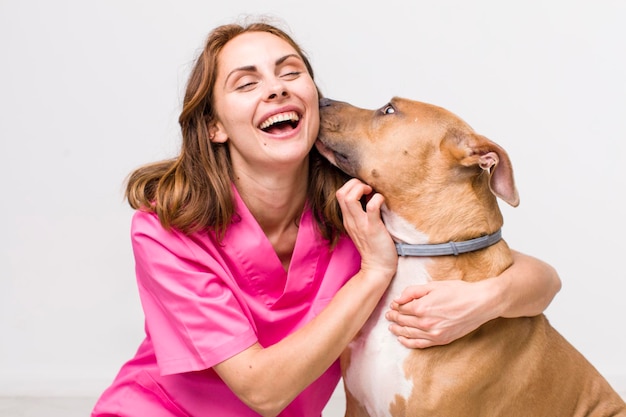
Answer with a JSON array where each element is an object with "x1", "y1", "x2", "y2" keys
[{"x1": 221, "y1": 185, "x2": 330, "y2": 309}]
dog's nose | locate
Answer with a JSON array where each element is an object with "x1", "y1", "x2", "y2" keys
[{"x1": 319, "y1": 97, "x2": 333, "y2": 108}]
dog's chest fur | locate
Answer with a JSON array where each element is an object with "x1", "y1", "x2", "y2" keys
[{"x1": 343, "y1": 208, "x2": 432, "y2": 417}]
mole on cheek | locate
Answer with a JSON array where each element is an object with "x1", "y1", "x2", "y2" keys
[{"x1": 371, "y1": 169, "x2": 379, "y2": 178}]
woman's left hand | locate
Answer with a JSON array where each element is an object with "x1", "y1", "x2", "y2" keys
[
  {"x1": 385, "y1": 251, "x2": 560, "y2": 349},
  {"x1": 385, "y1": 279, "x2": 499, "y2": 349}
]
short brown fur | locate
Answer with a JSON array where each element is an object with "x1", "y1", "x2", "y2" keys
[{"x1": 317, "y1": 97, "x2": 626, "y2": 417}]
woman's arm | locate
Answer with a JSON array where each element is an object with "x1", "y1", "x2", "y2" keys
[
  {"x1": 214, "y1": 179, "x2": 398, "y2": 417},
  {"x1": 385, "y1": 250, "x2": 561, "y2": 349}
]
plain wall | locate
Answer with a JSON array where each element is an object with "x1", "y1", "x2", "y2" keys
[{"x1": 1, "y1": 0, "x2": 625, "y2": 398}]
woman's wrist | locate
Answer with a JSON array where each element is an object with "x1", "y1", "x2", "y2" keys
[
  {"x1": 355, "y1": 267, "x2": 395, "y2": 295},
  {"x1": 478, "y1": 276, "x2": 509, "y2": 322}
]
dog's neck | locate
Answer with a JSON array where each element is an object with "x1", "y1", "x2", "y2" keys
[
  {"x1": 382, "y1": 198, "x2": 510, "y2": 282},
  {"x1": 380, "y1": 183, "x2": 504, "y2": 247},
  {"x1": 381, "y1": 204, "x2": 430, "y2": 245}
]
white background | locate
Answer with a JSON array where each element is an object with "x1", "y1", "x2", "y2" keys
[{"x1": 1, "y1": 0, "x2": 625, "y2": 402}]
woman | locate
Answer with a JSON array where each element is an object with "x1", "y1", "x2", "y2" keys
[{"x1": 92, "y1": 19, "x2": 560, "y2": 417}]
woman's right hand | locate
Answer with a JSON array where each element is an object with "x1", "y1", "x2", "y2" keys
[
  {"x1": 214, "y1": 178, "x2": 398, "y2": 417},
  {"x1": 336, "y1": 178, "x2": 397, "y2": 281}
]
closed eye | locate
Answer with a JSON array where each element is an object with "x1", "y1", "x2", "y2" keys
[
  {"x1": 280, "y1": 70, "x2": 302, "y2": 80},
  {"x1": 236, "y1": 81, "x2": 257, "y2": 91},
  {"x1": 234, "y1": 74, "x2": 259, "y2": 91}
]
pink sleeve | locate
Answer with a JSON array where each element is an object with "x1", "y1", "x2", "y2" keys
[{"x1": 130, "y1": 211, "x2": 258, "y2": 376}]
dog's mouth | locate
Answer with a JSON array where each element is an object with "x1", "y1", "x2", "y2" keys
[
  {"x1": 315, "y1": 139, "x2": 358, "y2": 177},
  {"x1": 258, "y1": 111, "x2": 301, "y2": 134}
]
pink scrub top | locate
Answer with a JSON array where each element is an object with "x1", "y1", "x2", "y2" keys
[{"x1": 92, "y1": 187, "x2": 360, "y2": 417}]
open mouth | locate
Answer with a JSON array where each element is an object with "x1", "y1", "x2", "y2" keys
[{"x1": 258, "y1": 111, "x2": 301, "y2": 134}]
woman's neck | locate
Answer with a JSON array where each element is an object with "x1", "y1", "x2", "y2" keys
[{"x1": 233, "y1": 162, "x2": 309, "y2": 270}]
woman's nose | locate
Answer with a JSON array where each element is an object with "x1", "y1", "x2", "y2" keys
[
  {"x1": 265, "y1": 78, "x2": 289, "y2": 100},
  {"x1": 268, "y1": 90, "x2": 288, "y2": 100}
]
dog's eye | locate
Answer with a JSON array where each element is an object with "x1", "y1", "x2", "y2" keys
[{"x1": 382, "y1": 104, "x2": 396, "y2": 115}]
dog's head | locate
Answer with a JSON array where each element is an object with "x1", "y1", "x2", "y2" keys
[{"x1": 316, "y1": 97, "x2": 519, "y2": 213}]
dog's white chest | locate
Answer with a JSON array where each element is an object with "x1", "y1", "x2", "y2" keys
[{"x1": 344, "y1": 256, "x2": 431, "y2": 416}]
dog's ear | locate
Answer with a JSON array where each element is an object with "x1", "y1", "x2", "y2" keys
[{"x1": 446, "y1": 130, "x2": 520, "y2": 207}]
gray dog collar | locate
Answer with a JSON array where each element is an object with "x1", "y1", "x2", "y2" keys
[{"x1": 395, "y1": 229, "x2": 502, "y2": 257}]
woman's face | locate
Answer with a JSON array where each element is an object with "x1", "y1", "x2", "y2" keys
[{"x1": 211, "y1": 31, "x2": 320, "y2": 176}]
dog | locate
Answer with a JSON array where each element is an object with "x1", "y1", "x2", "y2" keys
[{"x1": 316, "y1": 97, "x2": 626, "y2": 417}]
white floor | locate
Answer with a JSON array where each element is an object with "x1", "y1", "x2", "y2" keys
[
  {"x1": 0, "y1": 397, "x2": 96, "y2": 417},
  {"x1": 2, "y1": 387, "x2": 625, "y2": 417}
]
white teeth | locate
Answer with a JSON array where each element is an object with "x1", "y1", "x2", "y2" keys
[{"x1": 259, "y1": 111, "x2": 300, "y2": 130}]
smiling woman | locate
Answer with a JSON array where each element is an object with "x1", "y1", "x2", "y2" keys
[{"x1": 90, "y1": 20, "x2": 398, "y2": 417}]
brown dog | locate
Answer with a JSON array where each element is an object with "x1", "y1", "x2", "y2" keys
[{"x1": 316, "y1": 97, "x2": 626, "y2": 417}]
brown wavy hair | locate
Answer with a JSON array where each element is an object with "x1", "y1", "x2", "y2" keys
[{"x1": 125, "y1": 19, "x2": 350, "y2": 245}]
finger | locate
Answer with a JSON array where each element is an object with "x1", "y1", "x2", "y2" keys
[
  {"x1": 388, "y1": 323, "x2": 435, "y2": 347},
  {"x1": 337, "y1": 181, "x2": 372, "y2": 220},
  {"x1": 364, "y1": 192, "x2": 384, "y2": 215},
  {"x1": 393, "y1": 284, "x2": 431, "y2": 306},
  {"x1": 387, "y1": 312, "x2": 432, "y2": 333},
  {"x1": 388, "y1": 322, "x2": 420, "y2": 339},
  {"x1": 390, "y1": 322, "x2": 452, "y2": 348},
  {"x1": 396, "y1": 336, "x2": 435, "y2": 349},
  {"x1": 337, "y1": 178, "x2": 372, "y2": 202},
  {"x1": 392, "y1": 299, "x2": 429, "y2": 317},
  {"x1": 386, "y1": 309, "x2": 411, "y2": 326}
]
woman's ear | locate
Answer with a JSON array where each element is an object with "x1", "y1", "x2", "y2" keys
[{"x1": 209, "y1": 121, "x2": 228, "y2": 143}]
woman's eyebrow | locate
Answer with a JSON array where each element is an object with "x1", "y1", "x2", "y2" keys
[
  {"x1": 224, "y1": 54, "x2": 303, "y2": 84},
  {"x1": 276, "y1": 53, "x2": 302, "y2": 66},
  {"x1": 224, "y1": 65, "x2": 256, "y2": 85}
]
